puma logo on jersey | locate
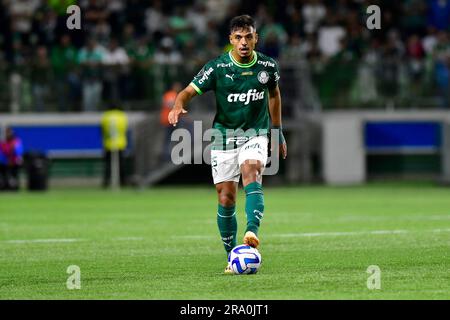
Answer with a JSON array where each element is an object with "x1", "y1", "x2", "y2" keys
[
  {"x1": 226, "y1": 74, "x2": 234, "y2": 81},
  {"x1": 227, "y1": 89, "x2": 264, "y2": 105}
]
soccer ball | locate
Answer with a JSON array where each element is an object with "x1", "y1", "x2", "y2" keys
[{"x1": 228, "y1": 244, "x2": 262, "y2": 274}]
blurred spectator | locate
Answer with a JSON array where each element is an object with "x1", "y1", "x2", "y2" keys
[
  {"x1": 0, "y1": 127, "x2": 24, "y2": 191},
  {"x1": 181, "y1": 40, "x2": 206, "y2": 80},
  {"x1": 82, "y1": 0, "x2": 109, "y2": 33},
  {"x1": 302, "y1": 0, "x2": 326, "y2": 35},
  {"x1": 260, "y1": 32, "x2": 281, "y2": 59},
  {"x1": 433, "y1": 31, "x2": 450, "y2": 108},
  {"x1": 100, "y1": 102, "x2": 128, "y2": 187},
  {"x1": 106, "y1": 0, "x2": 126, "y2": 35},
  {"x1": 352, "y1": 45, "x2": 379, "y2": 105},
  {"x1": 1, "y1": 0, "x2": 450, "y2": 112},
  {"x1": 282, "y1": 34, "x2": 309, "y2": 62},
  {"x1": 199, "y1": 36, "x2": 221, "y2": 62},
  {"x1": 168, "y1": 6, "x2": 194, "y2": 48},
  {"x1": 122, "y1": 23, "x2": 137, "y2": 53},
  {"x1": 318, "y1": 14, "x2": 346, "y2": 58},
  {"x1": 406, "y1": 34, "x2": 426, "y2": 83},
  {"x1": 51, "y1": 35, "x2": 79, "y2": 111},
  {"x1": 206, "y1": 0, "x2": 233, "y2": 22},
  {"x1": 376, "y1": 32, "x2": 404, "y2": 109},
  {"x1": 186, "y1": 2, "x2": 209, "y2": 39},
  {"x1": 32, "y1": 5, "x2": 59, "y2": 47},
  {"x1": 153, "y1": 37, "x2": 182, "y2": 98},
  {"x1": 0, "y1": 139, "x2": 6, "y2": 190},
  {"x1": 154, "y1": 37, "x2": 182, "y2": 65},
  {"x1": 128, "y1": 36, "x2": 154, "y2": 100},
  {"x1": 259, "y1": 15, "x2": 289, "y2": 58},
  {"x1": 78, "y1": 38, "x2": 105, "y2": 111},
  {"x1": 345, "y1": 25, "x2": 366, "y2": 59},
  {"x1": 123, "y1": 0, "x2": 147, "y2": 36},
  {"x1": 93, "y1": 16, "x2": 112, "y2": 46},
  {"x1": 8, "y1": 0, "x2": 41, "y2": 44},
  {"x1": 102, "y1": 38, "x2": 130, "y2": 103},
  {"x1": 422, "y1": 27, "x2": 438, "y2": 55},
  {"x1": 31, "y1": 46, "x2": 52, "y2": 112},
  {"x1": 333, "y1": 0, "x2": 353, "y2": 20},
  {"x1": 145, "y1": 0, "x2": 167, "y2": 37},
  {"x1": 253, "y1": 4, "x2": 270, "y2": 30},
  {"x1": 285, "y1": 8, "x2": 303, "y2": 37},
  {"x1": 8, "y1": 39, "x2": 30, "y2": 113}
]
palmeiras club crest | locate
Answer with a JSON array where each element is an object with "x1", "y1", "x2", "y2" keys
[{"x1": 257, "y1": 71, "x2": 269, "y2": 84}]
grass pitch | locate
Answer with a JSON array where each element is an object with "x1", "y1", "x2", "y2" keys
[{"x1": 0, "y1": 182, "x2": 449, "y2": 299}]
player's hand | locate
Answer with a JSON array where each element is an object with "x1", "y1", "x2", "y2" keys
[
  {"x1": 270, "y1": 141, "x2": 287, "y2": 160},
  {"x1": 280, "y1": 141, "x2": 287, "y2": 159},
  {"x1": 168, "y1": 107, "x2": 188, "y2": 126},
  {"x1": 271, "y1": 126, "x2": 287, "y2": 159}
]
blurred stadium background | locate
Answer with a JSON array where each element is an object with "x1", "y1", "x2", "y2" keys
[{"x1": 0, "y1": 0, "x2": 450, "y2": 187}]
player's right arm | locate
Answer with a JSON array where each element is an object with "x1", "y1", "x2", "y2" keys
[
  {"x1": 168, "y1": 85, "x2": 197, "y2": 126},
  {"x1": 168, "y1": 60, "x2": 216, "y2": 126}
]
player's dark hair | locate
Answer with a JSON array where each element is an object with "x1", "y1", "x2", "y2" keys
[{"x1": 229, "y1": 15, "x2": 256, "y2": 33}]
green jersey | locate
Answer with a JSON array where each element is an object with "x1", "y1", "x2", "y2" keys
[{"x1": 190, "y1": 50, "x2": 280, "y2": 150}]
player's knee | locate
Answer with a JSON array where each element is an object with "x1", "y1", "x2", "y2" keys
[
  {"x1": 218, "y1": 191, "x2": 236, "y2": 207},
  {"x1": 241, "y1": 162, "x2": 263, "y2": 185}
]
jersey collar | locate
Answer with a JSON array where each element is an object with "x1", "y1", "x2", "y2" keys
[{"x1": 229, "y1": 50, "x2": 257, "y2": 68}]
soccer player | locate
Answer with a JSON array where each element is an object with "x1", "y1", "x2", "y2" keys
[
  {"x1": 168, "y1": 15, "x2": 287, "y2": 273},
  {"x1": 0, "y1": 127, "x2": 24, "y2": 191}
]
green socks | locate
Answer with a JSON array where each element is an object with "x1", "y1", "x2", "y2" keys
[
  {"x1": 217, "y1": 182, "x2": 264, "y2": 254},
  {"x1": 217, "y1": 204, "x2": 237, "y2": 254},
  {"x1": 244, "y1": 182, "x2": 264, "y2": 235}
]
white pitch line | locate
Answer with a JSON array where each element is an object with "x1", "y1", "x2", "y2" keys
[
  {"x1": 175, "y1": 235, "x2": 213, "y2": 240},
  {"x1": 2, "y1": 237, "x2": 146, "y2": 244},
  {"x1": 174, "y1": 230, "x2": 409, "y2": 239},
  {"x1": 4, "y1": 238, "x2": 82, "y2": 244},
  {"x1": 114, "y1": 237, "x2": 145, "y2": 241},
  {"x1": 4, "y1": 228, "x2": 449, "y2": 244},
  {"x1": 174, "y1": 228, "x2": 450, "y2": 240},
  {"x1": 276, "y1": 229, "x2": 409, "y2": 238},
  {"x1": 431, "y1": 228, "x2": 450, "y2": 233}
]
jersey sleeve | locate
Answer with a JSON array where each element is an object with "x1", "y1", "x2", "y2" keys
[
  {"x1": 189, "y1": 60, "x2": 216, "y2": 95},
  {"x1": 267, "y1": 60, "x2": 280, "y2": 90}
]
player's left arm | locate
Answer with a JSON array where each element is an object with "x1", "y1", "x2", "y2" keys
[{"x1": 268, "y1": 85, "x2": 287, "y2": 159}]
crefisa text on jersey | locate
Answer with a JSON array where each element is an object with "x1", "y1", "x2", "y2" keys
[{"x1": 179, "y1": 304, "x2": 269, "y2": 317}]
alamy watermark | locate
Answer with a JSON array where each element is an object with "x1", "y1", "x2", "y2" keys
[
  {"x1": 168, "y1": 121, "x2": 282, "y2": 175},
  {"x1": 66, "y1": 265, "x2": 81, "y2": 290},
  {"x1": 66, "y1": 5, "x2": 81, "y2": 30},
  {"x1": 366, "y1": 5, "x2": 381, "y2": 30},
  {"x1": 65, "y1": 4, "x2": 382, "y2": 33},
  {"x1": 366, "y1": 265, "x2": 381, "y2": 290}
]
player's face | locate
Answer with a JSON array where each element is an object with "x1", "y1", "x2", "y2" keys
[{"x1": 229, "y1": 27, "x2": 258, "y2": 59}]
